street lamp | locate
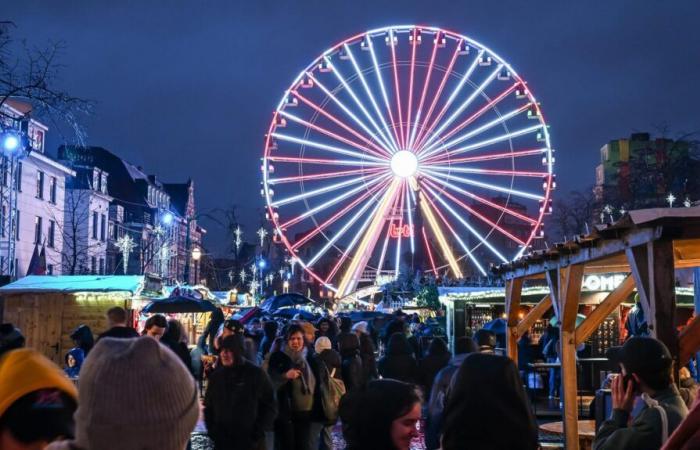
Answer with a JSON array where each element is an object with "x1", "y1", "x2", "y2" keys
[
  {"x1": 1, "y1": 128, "x2": 29, "y2": 279},
  {"x1": 257, "y1": 258, "x2": 266, "y2": 296},
  {"x1": 191, "y1": 247, "x2": 201, "y2": 285},
  {"x1": 1, "y1": 131, "x2": 21, "y2": 153}
]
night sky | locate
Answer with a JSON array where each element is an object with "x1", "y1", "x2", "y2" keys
[{"x1": 6, "y1": 1, "x2": 700, "y2": 254}]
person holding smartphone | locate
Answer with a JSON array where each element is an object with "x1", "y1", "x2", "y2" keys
[{"x1": 593, "y1": 337, "x2": 688, "y2": 450}]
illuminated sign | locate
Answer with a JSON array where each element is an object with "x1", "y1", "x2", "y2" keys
[
  {"x1": 583, "y1": 274, "x2": 626, "y2": 292},
  {"x1": 389, "y1": 223, "x2": 413, "y2": 238}
]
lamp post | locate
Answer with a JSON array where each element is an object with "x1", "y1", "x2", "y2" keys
[
  {"x1": 191, "y1": 246, "x2": 201, "y2": 285},
  {"x1": 257, "y1": 258, "x2": 266, "y2": 296},
  {"x1": 1, "y1": 128, "x2": 30, "y2": 279}
]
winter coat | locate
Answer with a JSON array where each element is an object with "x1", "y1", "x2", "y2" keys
[
  {"x1": 425, "y1": 353, "x2": 469, "y2": 449},
  {"x1": 663, "y1": 394, "x2": 700, "y2": 450},
  {"x1": 338, "y1": 333, "x2": 364, "y2": 391},
  {"x1": 418, "y1": 352, "x2": 451, "y2": 395},
  {"x1": 164, "y1": 341, "x2": 193, "y2": 374},
  {"x1": 358, "y1": 332, "x2": 378, "y2": 383},
  {"x1": 317, "y1": 349, "x2": 342, "y2": 379},
  {"x1": 204, "y1": 361, "x2": 277, "y2": 449},
  {"x1": 97, "y1": 326, "x2": 139, "y2": 341},
  {"x1": 593, "y1": 385, "x2": 688, "y2": 450},
  {"x1": 378, "y1": 333, "x2": 418, "y2": 383}
]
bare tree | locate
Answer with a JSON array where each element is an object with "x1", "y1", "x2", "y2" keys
[
  {"x1": 0, "y1": 21, "x2": 91, "y2": 143},
  {"x1": 547, "y1": 187, "x2": 598, "y2": 241}
]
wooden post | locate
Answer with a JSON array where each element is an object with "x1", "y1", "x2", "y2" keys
[
  {"x1": 627, "y1": 241, "x2": 678, "y2": 374},
  {"x1": 559, "y1": 264, "x2": 584, "y2": 450},
  {"x1": 505, "y1": 278, "x2": 524, "y2": 364}
]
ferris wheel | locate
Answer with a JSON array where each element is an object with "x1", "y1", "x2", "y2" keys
[{"x1": 261, "y1": 25, "x2": 555, "y2": 298}]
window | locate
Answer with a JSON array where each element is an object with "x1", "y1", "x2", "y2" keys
[
  {"x1": 48, "y1": 220, "x2": 55, "y2": 248},
  {"x1": 36, "y1": 170, "x2": 44, "y2": 199},
  {"x1": 34, "y1": 216, "x2": 42, "y2": 244},
  {"x1": 47, "y1": 264, "x2": 54, "y2": 275},
  {"x1": 92, "y1": 211, "x2": 98, "y2": 239},
  {"x1": 15, "y1": 210, "x2": 19, "y2": 241},
  {"x1": 99, "y1": 258, "x2": 105, "y2": 275},
  {"x1": 91, "y1": 256, "x2": 96, "y2": 275},
  {"x1": 49, "y1": 177, "x2": 57, "y2": 203},
  {"x1": 100, "y1": 214, "x2": 106, "y2": 242},
  {"x1": 15, "y1": 162, "x2": 22, "y2": 191}
]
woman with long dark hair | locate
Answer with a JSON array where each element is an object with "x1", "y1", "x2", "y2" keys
[
  {"x1": 442, "y1": 353, "x2": 538, "y2": 450},
  {"x1": 340, "y1": 379, "x2": 422, "y2": 450}
]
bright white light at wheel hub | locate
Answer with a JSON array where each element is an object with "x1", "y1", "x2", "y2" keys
[{"x1": 390, "y1": 150, "x2": 418, "y2": 178}]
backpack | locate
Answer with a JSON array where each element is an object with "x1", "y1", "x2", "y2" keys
[{"x1": 320, "y1": 366, "x2": 346, "y2": 423}]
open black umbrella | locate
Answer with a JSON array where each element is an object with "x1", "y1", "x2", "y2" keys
[
  {"x1": 271, "y1": 307, "x2": 317, "y2": 321},
  {"x1": 143, "y1": 295, "x2": 218, "y2": 314},
  {"x1": 260, "y1": 293, "x2": 315, "y2": 312}
]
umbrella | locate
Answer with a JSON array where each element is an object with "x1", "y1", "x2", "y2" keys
[
  {"x1": 482, "y1": 318, "x2": 507, "y2": 335},
  {"x1": 550, "y1": 314, "x2": 587, "y2": 327},
  {"x1": 232, "y1": 307, "x2": 262, "y2": 323},
  {"x1": 349, "y1": 311, "x2": 389, "y2": 322},
  {"x1": 260, "y1": 293, "x2": 315, "y2": 312},
  {"x1": 142, "y1": 295, "x2": 218, "y2": 314},
  {"x1": 271, "y1": 307, "x2": 317, "y2": 321}
]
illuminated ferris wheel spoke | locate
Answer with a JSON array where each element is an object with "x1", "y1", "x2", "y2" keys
[
  {"x1": 267, "y1": 155, "x2": 388, "y2": 167},
  {"x1": 278, "y1": 174, "x2": 390, "y2": 228},
  {"x1": 426, "y1": 164, "x2": 548, "y2": 178},
  {"x1": 425, "y1": 147, "x2": 547, "y2": 167},
  {"x1": 393, "y1": 182, "x2": 406, "y2": 277},
  {"x1": 429, "y1": 124, "x2": 544, "y2": 161},
  {"x1": 291, "y1": 178, "x2": 390, "y2": 250},
  {"x1": 337, "y1": 178, "x2": 402, "y2": 296},
  {"x1": 422, "y1": 176, "x2": 537, "y2": 226},
  {"x1": 421, "y1": 226, "x2": 439, "y2": 276},
  {"x1": 426, "y1": 181, "x2": 527, "y2": 245},
  {"x1": 408, "y1": 30, "x2": 439, "y2": 151},
  {"x1": 388, "y1": 29, "x2": 405, "y2": 149},
  {"x1": 423, "y1": 182, "x2": 509, "y2": 264},
  {"x1": 412, "y1": 40, "x2": 463, "y2": 150},
  {"x1": 271, "y1": 172, "x2": 383, "y2": 208},
  {"x1": 279, "y1": 109, "x2": 389, "y2": 160},
  {"x1": 272, "y1": 132, "x2": 385, "y2": 163},
  {"x1": 418, "y1": 63, "x2": 501, "y2": 153},
  {"x1": 423, "y1": 168, "x2": 544, "y2": 201},
  {"x1": 375, "y1": 192, "x2": 401, "y2": 281},
  {"x1": 418, "y1": 188, "x2": 465, "y2": 277},
  {"x1": 404, "y1": 28, "x2": 418, "y2": 149},
  {"x1": 323, "y1": 56, "x2": 398, "y2": 154},
  {"x1": 267, "y1": 166, "x2": 384, "y2": 185},
  {"x1": 306, "y1": 73, "x2": 393, "y2": 158},
  {"x1": 366, "y1": 34, "x2": 402, "y2": 151},
  {"x1": 305, "y1": 185, "x2": 386, "y2": 267},
  {"x1": 420, "y1": 82, "x2": 520, "y2": 156},
  {"x1": 420, "y1": 101, "x2": 530, "y2": 160},
  {"x1": 342, "y1": 43, "x2": 400, "y2": 153},
  {"x1": 405, "y1": 179, "x2": 415, "y2": 254}
]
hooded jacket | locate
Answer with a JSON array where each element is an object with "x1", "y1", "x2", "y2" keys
[
  {"x1": 377, "y1": 333, "x2": 418, "y2": 384},
  {"x1": 338, "y1": 333, "x2": 364, "y2": 391},
  {"x1": 204, "y1": 340, "x2": 277, "y2": 449},
  {"x1": 64, "y1": 347, "x2": 85, "y2": 378}
]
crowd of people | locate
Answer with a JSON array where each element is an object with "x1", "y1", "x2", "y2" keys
[{"x1": 3, "y1": 306, "x2": 700, "y2": 450}]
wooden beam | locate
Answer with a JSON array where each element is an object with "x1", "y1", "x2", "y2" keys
[
  {"x1": 626, "y1": 245, "x2": 651, "y2": 316},
  {"x1": 516, "y1": 295, "x2": 552, "y2": 338},
  {"x1": 575, "y1": 274, "x2": 635, "y2": 345},
  {"x1": 505, "y1": 278, "x2": 524, "y2": 364},
  {"x1": 546, "y1": 269, "x2": 561, "y2": 321},
  {"x1": 679, "y1": 315, "x2": 700, "y2": 367},
  {"x1": 559, "y1": 264, "x2": 584, "y2": 450}
]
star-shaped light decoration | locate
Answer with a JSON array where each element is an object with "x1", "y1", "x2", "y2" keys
[
  {"x1": 278, "y1": 268, "x2": 285, "y2": 279},
  {"x1": 619, "y1": 207, "x2": 627, "y2": 216},
  {"x1": 257, "y1": 227, "x2": 268, "y2": 247},
  {"x1": 267, "y1": 273, "x2": 274, "y2": 285},
  {"x1": 249, "y1": 279, "x2": 260, "y2": 294},
  {"x1": 234, "y1": 225, "x2": 243, "y2": 253},
  {"x1": 667, "y1": 193, "x2": 676, "y2": 208},
  {"x1": 684, "y1": 197, "x2": 692, "y2": 208},
  {"x1": 250, "y1": 263, "x2": 258, "y2": 278},
  {"x1": 228, "y1": 270, "x2": 234, "y2": 284},
  {"x1": 239, "y1": 269, "x2": 247, "y2": 284},
  {"x1": 115, "y1": 235, "x2": 136, "y2": 275}
]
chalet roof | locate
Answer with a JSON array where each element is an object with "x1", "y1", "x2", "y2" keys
[{"x1": 0, "y1": 275, "x2": 144, "y2": 295}]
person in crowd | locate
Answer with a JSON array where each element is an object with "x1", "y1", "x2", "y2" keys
[
  {"x1": 442, "y1": 353, "x2": 538, "y2": 450},
  {"x1": 352, "y1": 321, "x2": 378, "y2": 384},
  {"x1": 143, "y1": 314, "x2": 167, "y2": 341},
  {"x1": 426, "y1": 337, "x2": 478, "y2": 450},
  {"x1": 315, "y1": 317, "x2": 338, "y2": 348},
  {"x1": 406, "y1": 323, "x2": 423, "y2": 362},
  {"x1": 69, "y1": 325, "x2": 94, "y2": 356},
  {"x1": 378, "y1": 332, "x2": 419, "y2": 384},
  {"x1": 336, "y1": 316, "x2": 354, "y2": 351},
  {"x1": 473, "y1": 329, "x2": 497, "y2": 354},
  {"x1": 162, "y1": 319, "x2": 193, "y2": 374},
  {"x1": 541, "y1": 325, "x2": 561, "y2": 399},
  {"x1": 517, "y1": 331, "x2": 535, "y2": 381},
  {"x1": 382, "y1": 318, "x2": 406, "y2": 347},
  {"x1": 97, "y1": 306, "x2": 138, "y2": 340},
  {"x1": 247, "y1": 318, "x2": 264, "y2": 348},
  {"x1": 0, "y1": 323, "x2": 25, "y2": 357},
  {"x1": 338, "y1": 330, "x2": 364, "y2": 392},
  {"x1": 201, "y1": 308, "x2": 225, "y2": 353},
  {"x1": 298, "y1": 321, "x2": 317, "y2": 352},
  {"x1": 679, "y1": 367, "x2": 699, "y2": 409},
  {"x1": 418, "y1": 338, "x2": 451, "y2": 396},
  {"x1": 663, "y1": 394, "x2": 700, "y2": 449},
  {"x1": 63, "y1": 347, "x2": 85, "y2": 379},
  {"x1": 625, "y1": 294, "x2": 650, "y2": 338},
  {"x1": 0, "y1": 348, "x2": 78, "y2": 450},
  {"x1": 593, "y1": 337, "x2": 688, "y2": 450},
  {"x1": 205, "y1": 335, "x2": 276, "y2": 450},
  {"x1": 259, "y1": 319, "x2": 279, "y2": 361},
  {"x1": 339, "y1": 379, "x2": 422, "y2": 450},
  {"x1": 267, "y1": 324, "x2": 322, "y2": 450},
  {"x1": 314, "y1": 336, "x2": 342, "y2": 450},
  {"x1": 47, "y1": 336, "x2": 198, "y2": 450}
]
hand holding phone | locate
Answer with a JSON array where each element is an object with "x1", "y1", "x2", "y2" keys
[{"x1": 612, "y1": 374, "x2": 636, "y2": 412}]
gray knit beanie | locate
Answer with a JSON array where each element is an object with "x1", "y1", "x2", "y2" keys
[{"x1": 73, "y1": 336, "x2": 199, "y2": 450}]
